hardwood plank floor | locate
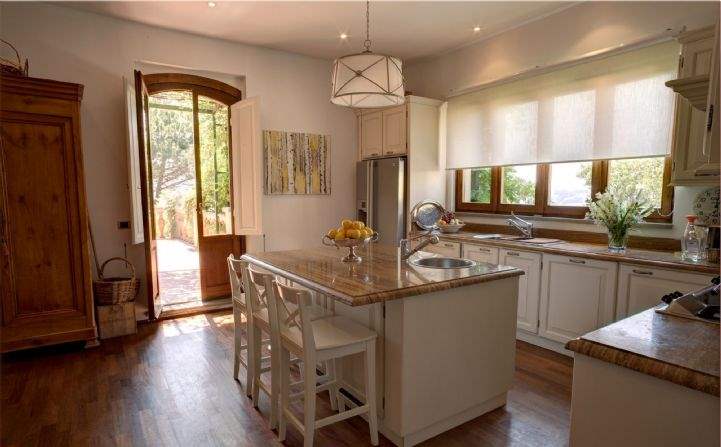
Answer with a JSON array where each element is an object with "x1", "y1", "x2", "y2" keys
[{"x1": 1, "y1": 311, "x2": 572, "y2": 446}]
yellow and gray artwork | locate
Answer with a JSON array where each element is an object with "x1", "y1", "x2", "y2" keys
[{"x1": 263, "y1": 130, "x2": 330, "y2": 195}]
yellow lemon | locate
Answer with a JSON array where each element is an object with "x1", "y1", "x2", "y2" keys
[
  {"x1": 363, "y1": 228, "x2": 374, "y2": 238},
  {"x1": 334, "y1": 229, "x2": 346, "y2": 241},
  {"x1": 346, "y1": 229, "x2": 361, "y2": 239},
  {"x1": 326, "y1": 228, "x2": 337, "y2": 239},
  {"x1": 341, "y1": 219, "x2": 354, "y2": 230},
  {"x1": 352, "y1": 220, "x2": 365, "y2": 230}
]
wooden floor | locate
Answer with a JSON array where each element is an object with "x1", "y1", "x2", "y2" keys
[{"x1": 1, "y1": 311, "x2": 573, "y2": 447}]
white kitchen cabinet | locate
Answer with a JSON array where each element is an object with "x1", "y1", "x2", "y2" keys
[
  {"x1": 539, "y1": 254, "x2": 618, "y2": 344},
  {"x1": 500, "y1": 248, "x2": 542, "y2": 334},
  {"x1": 382, "y1": 105, "x2": 407, "y2": 156},
  {"x1": 462, "y1": 243, "x2": 499, "y2": 264},
  {"x1": 422, "y1": 240, "x2": 461, "y2": 257},
  {"x1": 616, "y1": 264, "x2": 715, "y2": 319},
  {"x1": 699, "y1": 20, "x2": 720, "y2": 177},
  {"x1": 670, "y1": 25, "x2": 718, "y2": 185},
  {"x1": 360, "y1": 111, "x2": 383, "y2": 159}
]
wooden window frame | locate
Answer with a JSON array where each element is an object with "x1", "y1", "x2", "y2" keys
[{"x1": 455, "y1": 157, "x2": 673, "y2": 222}]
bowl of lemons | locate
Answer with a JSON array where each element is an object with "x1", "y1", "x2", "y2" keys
[{"x1": 322, "y1": 219, "x2": 379, "y2": 263}]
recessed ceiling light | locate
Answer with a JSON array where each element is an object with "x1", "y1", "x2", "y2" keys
[
  {"x1": 340, "y1": 33, "x2": 348, "y2": 40},
  {"x1": 473, "y1": 25, "x2": 482, "y2": 33},
  {"x1": 208, "y1": 1, "x2": 216, "y2": 7}
]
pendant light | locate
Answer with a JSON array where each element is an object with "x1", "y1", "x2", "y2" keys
[{"x1": 330, "y1": 0, "x2": 405, "y2": 108}]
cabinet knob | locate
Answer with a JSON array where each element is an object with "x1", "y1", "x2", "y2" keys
[
  {"x1": 569, "y1": 258, "x2": 586, "y2": 264},
  {"x1": 387, "y1": 151, "x2": 395, "y2": 154},
  {"x1": 507, "y1": 251, "x2": 519, "y2": 256},
  {"x1": 632, "y1": 269, "x2": 653, "y2": 275}
]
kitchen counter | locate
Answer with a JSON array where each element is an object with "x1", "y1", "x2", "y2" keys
[
  {"x1": 566, "y1": 309, "x2": 720, "y2": 446},
  {"x1": 241, "y1": 243, "x2": 523, "y2": 306},
  {"x1": 242, "y1": 243, "x2": 524, "y2": 446},
  {"x1": 566, "y1": 309, "x2": 719, "y2": 395},
  {"x1": 439, "y1": 231, "x2": 719, "y2": 274}
]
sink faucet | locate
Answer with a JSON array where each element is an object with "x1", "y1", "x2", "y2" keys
[
  {"x1": 507, "y1": 212, "x2": 533, "y2": 238},
  {"x1": 400, "y1": 232, "x2": 440, "y2": 260}
]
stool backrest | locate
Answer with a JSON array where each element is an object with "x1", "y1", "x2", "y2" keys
[
  {"x1": 227, "y1": 255, "x2": 245, "y2": 305},
  {"x1": 272, "y1": 280, "x2": 316, "y2": 353},
  {"x1": 245, "y1": 265, "x2": 274, "y2": 318}
]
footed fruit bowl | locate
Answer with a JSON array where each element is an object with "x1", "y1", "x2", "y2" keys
[{"x1": 322, "y1": 232, "x2": 380, "y2": 263}]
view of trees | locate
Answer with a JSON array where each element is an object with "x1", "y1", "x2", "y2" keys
[
  {"x1": 466, "y1": 156, "x2": 664, "y2": 210},
  {"x1": 148, "y1": 91, "x2": 232, "y2": 242}
]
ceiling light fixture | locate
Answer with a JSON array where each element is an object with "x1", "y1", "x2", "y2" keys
[
  {"x1": 340, "y1": 33, "x2": 348, "y2": 40},
  {"x1": 207, "y1": 1, "x2": 216, "y2": 8},
  {"x1": 473, "y1": 25, "x2": 481, "y2": 32},
  {"x1": 330, "y1": 0, "x2": 404, "y2": 108}
]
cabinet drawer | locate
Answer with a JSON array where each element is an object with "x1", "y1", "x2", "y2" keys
[
  {"x1": 423, "y1": 240, "x2": 461, "y2": 258},
  {"x1": 616, "y1": 264, "x2": 715, "y2": 319},
  {"x1": 462, "y1": 244, "x2": 499, "y2": 264}
]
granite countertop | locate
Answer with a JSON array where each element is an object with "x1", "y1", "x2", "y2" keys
[
  {"x1": 241, "y1": 244, "x2": 524, "y2": 306},
  {"x1": 439, "y1": 231, "x2": 719, "y2": 275},
  {"x1": 566, "y1": 309, "x2": 720, "y2": 396}
]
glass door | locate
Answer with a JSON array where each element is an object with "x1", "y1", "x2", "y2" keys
[{"x1": 194, "y1": 94, "x2": 238, "y2": 299}]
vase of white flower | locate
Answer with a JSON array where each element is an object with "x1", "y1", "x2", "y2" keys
[{"x1": 586, "y1": 188, "x2": 655, "y2": 254}]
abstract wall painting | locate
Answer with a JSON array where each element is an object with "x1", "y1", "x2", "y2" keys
[{"x1": 263, "y1": 130, "x2": 330, "y2": 195}]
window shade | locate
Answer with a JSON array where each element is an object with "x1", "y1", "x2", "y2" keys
[{"x1": 446, "y1": 41, "x2": 679, "y2": 169}]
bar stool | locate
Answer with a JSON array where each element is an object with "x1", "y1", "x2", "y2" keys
[
  {"x1": 242, "y1": 263, "x2": 334, "y2": 430},
  {"x1": 271, "y1": 280, "x2": 379, "y2": 447},
  {"x1": 227, "y1": 255, "x2": 253, "y2": 396}
]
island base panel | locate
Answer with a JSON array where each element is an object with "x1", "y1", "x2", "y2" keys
[{"x1": 570, "y1": 354, "x2": 720, "y2": 447}]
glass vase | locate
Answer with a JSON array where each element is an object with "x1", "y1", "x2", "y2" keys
[{"x1": 607, "y1": 229, "x2": 629, "y2": 254}]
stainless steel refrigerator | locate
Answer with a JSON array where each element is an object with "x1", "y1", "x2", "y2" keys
[{"x1": 356, "y1": 157, "x2": 406, "y2": 245}]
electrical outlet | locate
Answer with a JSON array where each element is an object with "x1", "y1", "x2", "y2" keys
[{"x1": 117, "y1": 220, "x2": 130, "y2": 229}]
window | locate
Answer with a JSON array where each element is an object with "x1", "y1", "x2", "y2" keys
[
  {"x1": 548, "y1": 161, "x2": 592, "y2": 207},
  {"x1": 607, "y1": 157, "x2": 665, "y2": 209},
  {"x1": 500, "y1": 165, "x2": 536, "y2": 205},
  {"x1": 455, "y1": 156, "x2": 672, "y2": 221},
  {"x1": 461, "y1": 168, "x2": 492, "y2": 204}
]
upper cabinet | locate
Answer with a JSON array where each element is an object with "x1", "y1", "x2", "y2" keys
[
  {"x1": 382, "y1": 105, "x2": 407, "y2": 156},
  {"x1": 669, "y1": 24, "x2": 719, "y2": 185},
  {"x1": 360, "y1": 111, "x2": 383, "y2": 159}
]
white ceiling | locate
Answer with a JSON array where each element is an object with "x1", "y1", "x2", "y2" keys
[{"x1": 66, "y1": 1, "x2": 571, "y2": 63}]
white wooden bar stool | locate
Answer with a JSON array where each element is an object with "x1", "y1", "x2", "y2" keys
[
  {"x1": 242, "y1": 264, "x2": 333, "y2": 430},
  {"x1": 271, "y1": 280, "x2": 379, "y2": 447},
  {"x1": 227, "y1": 255, "x2": 252, "y2": 396}
]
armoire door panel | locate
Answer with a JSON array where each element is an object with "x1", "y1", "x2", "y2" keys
[{"x1": 1, "y1": 116, "x2": 86, "y2": 322}]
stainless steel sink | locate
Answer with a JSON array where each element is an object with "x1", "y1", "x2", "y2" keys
[
  {"x1": 410, "y1": 257, "x2": 475, "y2": 269},
  {"x1": 472, "y1": 234, "x2": 528, "y2": 241}
]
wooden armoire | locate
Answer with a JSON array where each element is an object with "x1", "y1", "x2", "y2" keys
[{"x1": 0, "y1": 74, "x2": 97, "y2": 352}]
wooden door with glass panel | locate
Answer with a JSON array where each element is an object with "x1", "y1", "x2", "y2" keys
[{"x1": 193, "y1": 93, "x2": 241, "y2": 299}]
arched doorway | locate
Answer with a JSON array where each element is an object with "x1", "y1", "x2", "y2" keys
[{"x1": 136, "y1": 72, "x2": 244, "y2": 314}]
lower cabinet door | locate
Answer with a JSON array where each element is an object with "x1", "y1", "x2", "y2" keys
[
  {"x1": 616, "y1": 264, "x2": 715, "y2": 319},
  {"x1": 462, "y1": 243, "x2": 499, "y2": 264},
  {"x1": 499, "y1": 249, "x2": 541, "y2": 333},
  {"x1": 539, "y1": 254, "x2": 618, "y2": 344}
]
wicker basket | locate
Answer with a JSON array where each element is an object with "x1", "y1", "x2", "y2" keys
[{"x1": 93, "y1": 257, "x2": 139, "y2": 305}]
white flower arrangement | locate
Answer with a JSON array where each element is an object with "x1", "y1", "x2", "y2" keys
[{"x1": 586, "y1": 186, "x2": 655, "y2": 250}]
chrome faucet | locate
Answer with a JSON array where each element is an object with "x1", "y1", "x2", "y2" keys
[
  {"x1": 507, "y1": 212, "x2": 533, "y2": 238},
  {"x1": 400, "y1": 232, "x2": 440, "y2": 260}
]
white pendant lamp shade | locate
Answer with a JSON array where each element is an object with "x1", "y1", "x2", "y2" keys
[{"x1": 331, "y1": 52, "x2": 405, "y2": 108}]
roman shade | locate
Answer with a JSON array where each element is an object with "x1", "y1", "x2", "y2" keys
[{"x1": 446, "y1": 40, "x2": 679, "y2": 169}]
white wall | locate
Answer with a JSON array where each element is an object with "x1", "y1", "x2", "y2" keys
[
  {"x1": 406, "y1": 1, "x2": 719, "y2": 100},
  {"x1": 406, "y1": 1, "x2": 719, "y2": 240},
  {"x1": 0, "y1": 3, "x2": 357, "y2": 299}
]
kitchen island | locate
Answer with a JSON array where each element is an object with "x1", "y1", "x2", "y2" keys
[
  {"x1": 242, "y1": 243, "x2": 524, "y2": 447},
  {"x1": 566, "y1": 309, "x2": 720, "y2": 447}
]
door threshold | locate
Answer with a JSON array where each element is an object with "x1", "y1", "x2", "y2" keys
[{"x1": 158, "y1": 297, "x2": 232, "y2": 320}]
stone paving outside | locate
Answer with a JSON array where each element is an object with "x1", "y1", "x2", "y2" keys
[{"x1": 157, "y1": 238, "x2": 201, "y2": 306}]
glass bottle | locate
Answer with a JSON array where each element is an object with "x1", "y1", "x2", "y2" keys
[{"x1": 682, "y1": 215, "x2": 703, "y2": 262}]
